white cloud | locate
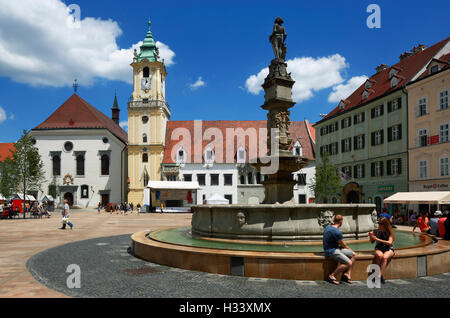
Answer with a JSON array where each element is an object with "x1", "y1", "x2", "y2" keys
[
  {"x1": 0, "y1": 106, "x2": 6, "y2": 123},
  {"x1": 245, "y1": 54, "x2": 349, "y2": 103},
  {"x1": 119, "y1": 121, "x2": 128, "y2": 131},
  {"x1": 189, "y1": 77, "x2": 206, "y2": 90},
  {"x1": 9, "y1": 113, "x2": 14, "y2": 120},
  {"x1": 0, "y1": 0, "x2": 175, "y2": 87},
  {"x1": 328, "y1": 75, "x2": 368, "y2": 103}
]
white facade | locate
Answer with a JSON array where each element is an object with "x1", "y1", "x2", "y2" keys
[{"x1": 30, "y1": 129, "x2": 127, "y2": 208}]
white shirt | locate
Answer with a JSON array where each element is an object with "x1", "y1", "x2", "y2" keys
[{"x1": 64, "y1": 203, "x2": 70, "y2": 218}]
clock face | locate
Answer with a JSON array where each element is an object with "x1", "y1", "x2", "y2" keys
[{"x1": 141, "y1": 78, "x2": 151, "y2": 90}]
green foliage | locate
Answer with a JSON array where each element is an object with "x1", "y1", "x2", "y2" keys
[
  {"x1": 11, "y1": 130, "x2": 46, "y2": 217},
  {"x1": 0, "y1": 157, "x2": 16, "y2": 199},
  {"x1": 309, "y1": 152, "x2": 342, "y2": 203}
]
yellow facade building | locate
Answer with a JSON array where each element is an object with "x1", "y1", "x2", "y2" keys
[
  {"x1": 408, "y1": 52, "x2": 450, "y2": 198},
  {"x1": 127, "y1": 21, "x2": 170, "y2": 204}
]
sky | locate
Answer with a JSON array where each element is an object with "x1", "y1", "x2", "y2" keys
[{"x1": 0, "y1": 0, "x2": 449, "y2": 142}]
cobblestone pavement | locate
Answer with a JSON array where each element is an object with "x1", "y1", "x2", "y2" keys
[
  {"x1": 27, "y1": 234, "x2": 450, "y2": 298},
  {"x1": 0, "y1": 209, "x2": 192, "y2": 297}
]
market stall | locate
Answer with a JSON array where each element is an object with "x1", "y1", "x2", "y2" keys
[{"x1": 146, "y1": 181, "x2": 200, "y2": 213}]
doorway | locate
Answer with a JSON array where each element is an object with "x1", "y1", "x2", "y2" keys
[
  {"x1": 101, "y1": 194, "x2": 110, "y2": 207},
  {"x1": 347, "y1": 191, "x2": 359, "y2": 203}
]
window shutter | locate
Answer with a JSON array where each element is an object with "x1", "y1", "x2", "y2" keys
[
  {"x1": 388, "y1": 127, "x2": 393, "y2": 142},
  {"x1": 397, "y1": 97, "x2": 402, "y2": 109},
  {"x1": 380, "y1": 161, "x2": 384, "y2": 176},
  {"x1": 388, "y1": 101, "x2": 392, "y2": 113},
  {"x1": 387, "y1": 160, "x2": 392, "y2": 175},
  {"x1": 371, "y1": 162, "x2": 375, "y2": 177},
  {"x1": 354, "y1": 166, "x2": 358, "y2": 178},
  {"x1": 362, "y1": 134, "x2": 365, "y2": 149},
  {"x1": 362, "y1": 112, "x2": 365, "y2": 122},
  {"x1": 354, "y1": 136, "x2": 357, "y2": 150},
  {"x1": 362, "y1": 164, "x2": 365, "y2": 178},
  {"x1": 380, "y1": 105, "x2": 384, "y2": 116},
  {"x1": 335, "y1": 122, "x2": 339, "y2": 131},
  {"x1": 398, "y1": 124, "x2": 402, "y2": 140},
  {"x1": 349, "y1": 138, "x2": 352, "y2": 151},
  {"x1": 341, "y1": 140, "x2": 345, "y2": 152},
  {"x1": 354, "y1": 115, "x2": 357, "y2": 125},
  {"x1": 348, "y1": 117, "x2": 352, "y2": 127},
  {"x1": 335, "y1": 142, "x2": 339, "y2": 154},
  {"x1": 371, "y1": 108, "x2": 375, "y2": 118},
  {"x1": 398, "y1": 158, "x2": 402, "y2": 174},
  {"x1": 381, "y1": 129, "x2": 384, "y2": 144},
  {"x1": 341, "y1": 119, "x2": 344, "y2": 129}
]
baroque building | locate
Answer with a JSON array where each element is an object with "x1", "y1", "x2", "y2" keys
[{"x1": 127, "y1": 21, "x2": 170, "y2": 204}]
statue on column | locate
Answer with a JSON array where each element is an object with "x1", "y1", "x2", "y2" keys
[{"x1": 269, "y1": 17, "x2": 287, "y2": 61}]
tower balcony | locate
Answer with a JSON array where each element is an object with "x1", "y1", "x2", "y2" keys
[{"x1": 128, "y1": 99, "x2": 171, "y2": 115}]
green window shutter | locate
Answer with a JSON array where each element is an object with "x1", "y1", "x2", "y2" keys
[
  {"x1": 397, "y1": 97, "x2": 402, "y2": 109},
  {"x1": 362, "y1": 134, "x2": 365, "y2": 149},
  {"x1": 354, "y1": 136, "x2": 357, "y2": 150},
  {"x1": 388, "y1": 101, "x2": 392, "y2": 113},
  {"x1": 371, "y1": 108, "x2": 375, "y2": 118},
  {"x1": 362, "y1": 164, "x2": 365, "y2": 178},
  {"x1": 371, "y1": 132, "x2": 375, "y2": 146},
  {"x1": 398, "y1": 124, "x2": 402, "y2": 140},
  {"x1": 354, "y1": 165, "x2": 358, "y2": 178},
  {"x1": 388, "y1": 127, "x2": 393, "y2": 142},
  {"x1": 380, "y1": 161, "x2": 384, "y2": 176},
  {"x1": 362, "y1": 112, "x2": 365, "y2": 122},
  {"x1": 387, "y1": 160, "x2": 392, "y2": 175},
  {"x1": 371, "y1": 162, "x2": 375, "y2": 177},
  {"x1": 381, "y1": 129, "x2": 384, "y2": 144},
  {"x1": 398, "y1": 158, "x2": 402, "y2": 174},
  {"x1": 380, "y1": 105, "x2": 384, "y2": 116},
  {"x1": 341, "y1": 140, "x2": 345, "y2": 152}
]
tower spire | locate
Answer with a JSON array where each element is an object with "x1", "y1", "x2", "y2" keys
[
  {"x1": 136, "y1": 20, "x2": 158, "y2": 63},
  {"x1": 111, "y1": 91, "x2": 120, "y2": 125}
]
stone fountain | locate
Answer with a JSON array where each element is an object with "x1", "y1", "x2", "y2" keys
[
  {"x1": 131, "y1": 18, "x2": 445, "y2": 282},
  {"x1": 191, "y1": 17, "x2": 376, "y2": 241}
]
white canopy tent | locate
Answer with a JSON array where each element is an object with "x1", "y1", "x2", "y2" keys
[
  {"x1": 384, "y1": 191, "x2": 450, "y2": 205},
  {"x1": 145, "y1": 181, "x2": 200, "y2": 212},
  {"x1": 12, "y1": 194, "x2": 37, "y2": 201},
  {"x1": 41, "y1": 195, "x2": 54, "y2": 202},
  {"x1": 206, "y1": 193, "x2": 229, "y2": 205}
]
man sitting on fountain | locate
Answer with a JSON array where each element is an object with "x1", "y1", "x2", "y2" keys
[{"x1": 323, "y1": 214, "x2": 356, "y2": 285}]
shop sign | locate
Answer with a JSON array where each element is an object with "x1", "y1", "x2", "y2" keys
[
  {"x1": 423, "y1": 183, "x2": 449, "y2": 190},
  {"x1": 378, "y1": 185, "x2": 394, "y2": 193}
]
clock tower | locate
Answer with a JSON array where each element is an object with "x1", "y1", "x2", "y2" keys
[{"x1": 127, "y1": 20, "x2": 170, "y2": 205}]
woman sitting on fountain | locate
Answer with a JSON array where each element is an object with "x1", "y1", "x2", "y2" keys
[{"x1": 369, "y1": 217, "x2": 395, "y2": 284}]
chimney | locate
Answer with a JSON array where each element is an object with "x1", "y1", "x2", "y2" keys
[
  {"x1": 411, "y1": 44, "x2": 427, "y2": 55},
  {"x1": 399, "y1": 51, "x2": 412, "y2": 61},
  {"x1": 111, "y1": 93, "x2": 120, "y2": 125},
  {"x1": 376, "y1": 64, "x2": 388, "y2": 73}
]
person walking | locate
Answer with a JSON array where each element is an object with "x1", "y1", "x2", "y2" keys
[
  {"x1": 429, "y1": 211, "x2": 441, "y2": 236},
  {"x1": 369, "y1": 217, "x2": 395, "y2": 284},
  {"x1": 60, "y1": 200, "x2": 73, "y2": 230},
  {"x1": 438, "y1": 211, "x2": 448, "y2": 238},
  {"x1": 323, "y1": 214, "x2": 356, "y2": 285},
  {"x1": 160, "y1": 202, "x2": 164, "y2": 214}
]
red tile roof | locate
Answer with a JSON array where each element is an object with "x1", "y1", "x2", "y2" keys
[
  {"x1": 33, "y1": 94, "x2": 128, "y2": 144},
  {"x1": 415, "y1": 53, "x2": 450, "y2": 81},
  {"x1": 317, "y1": 37, "x2": 450, "y2": 124},
  {"x1": 0, "y1": 143, "x2": 15, "y2": 162},
  {"x1": 163, "y1": 120, "x2": 315, "y2": 164}
]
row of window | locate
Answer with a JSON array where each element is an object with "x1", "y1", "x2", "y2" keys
[
  {"x1": 319, "y1": 125, "x2": 402, "y2": 156},
  {"x1": 416, "y1": 124, "x2": 449, "y2": 147},
  {"x1": 52, "y1": 154, "x2": 110, "y2": 176},
  {"x1": 416, "y1": 90, "x2": 449, "y2": 117},
  {"x1": 173, "y1": 172, "x2": 265, "y2": 186},
  {"x1": 340, "y1": 158, "x2": 403, "y2": 179},
  {"x1": 320, "y1": 97, "x2": 402, "y2": 136},
  {"x1": 418, "y1": 158, "x2": 449, "y2": 179}
]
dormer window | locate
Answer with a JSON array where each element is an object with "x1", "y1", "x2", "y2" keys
[
  {"x1": 176, "y1": 147, "x2": 187, "y2": 164},
  {"x1": 338, "y1": 100, "x2": 346, "y2": 110},
  {"x1": 293, "y1": 143, "x2": 302, "y2": 156},
  {"x1": 389, "y1": 68, "x2": 399, "y2": 79},
  {"x1": 237, "y1": 146, "x2": 246, "y2": 163},
  {"x1": 364, "y1": 80, "x2": 373, "y2": 90},
  {"x1": 430, "y1": 65, "x2": 439, "y2": 74},
  {"x1": 390, "y1": 76, "x2": 399, "y2": 88},
  {"x1": 204, "y1": 147, "x2": 215, "y2": 164},
  {"x1": 362, "y1": 90, "x2": 370, "y2": 100}
]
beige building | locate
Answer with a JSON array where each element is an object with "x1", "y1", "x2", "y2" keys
[
  {"x1": 127, "y1": 21, "x2": 170, "y2": 205},
  {"x1": 408, "y1": 52, "x2": 450, "y2": 209}
]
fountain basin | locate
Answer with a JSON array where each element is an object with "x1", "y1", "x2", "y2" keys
[{"x1": 191, "y1": 204, "x2": 376, "y2": 241}]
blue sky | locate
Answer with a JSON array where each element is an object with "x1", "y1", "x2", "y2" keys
[{"x1": 0, "y1": 0, "x2": 448, "y2": 142}]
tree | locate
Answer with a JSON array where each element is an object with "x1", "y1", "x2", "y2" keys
[
  {"x1": 0, "y1": 157, "x2": 17, "y2": 199},
  {"x1": 11, "y1": 130, "x2": 46, "y2": 218},
  {"x1": 309, "y1": 152, "x2": 342, "y2": 203}
]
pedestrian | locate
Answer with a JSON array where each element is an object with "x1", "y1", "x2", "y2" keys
[
  {"x1": 60, "y1": 200, "x2": 73, "y2": 230},
  {"x1": 412, "y1": 211, "x2": 431, "y2": 234},
  {"x1": 369, "y1": 217, "x2": 395, "y2": 284},
  {"x1": 438, "y1": 211, "x2": 448, "y2": 238},
  {"x1": 160, "y1": 202, "x2": 164, "y2": 213},
  {"x1": 444, "y1": 212, "x2": 450, "y2": 240},
  {"x1": 429, "y1": 211, "x2": 441, "y2": 236},
  {"x1": 323, "y1": 214, "x2": 356, "y2": 284},
  {"x1": 97, "y1": 202, "x2": 102, "y2": 214},
  {"x1": 136, "y1": 203, "x2": 141, "y2": 214},
  {"x1": 379, "y1": 208, "x2": 397, "y2": 228}
]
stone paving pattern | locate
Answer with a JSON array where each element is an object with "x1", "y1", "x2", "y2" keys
[{"x1": 0, "y1": 210, "x2": 191, "y2": 297}]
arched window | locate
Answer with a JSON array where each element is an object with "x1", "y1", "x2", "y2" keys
[
  {"x1": 143, "y1": 67, "x2": 150, "y2": 78},
  {"x1": 143, "y1": 133, "x2": 148, "y2": 143},
  {"x1": 76, "y1": 155, "x2": 85, "y2": 176},
  {"x1": 52, "y1": 155, "x2": 61, "y2": 176},
  {"x1": 142, "y1": 153, "x2": 148, "y2": 163},
  {"x1": 101, "y1": 155, "x2": 110, "y2": 175}
]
